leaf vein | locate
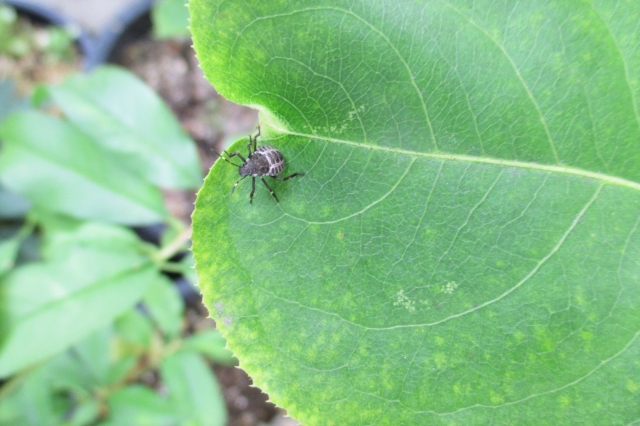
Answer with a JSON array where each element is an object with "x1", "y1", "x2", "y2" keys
[
  {"x1": 436, "y1": 0, "x2": 560, "y2": 164},
  {"x1": 588, "y1": 0, "x2": 640, "y2": 136},
  {"x1": 425, "y1": 328, "x2": 640, "y2": 415},
  {"x1": 259, "y1": 183, "x2": 603, "y2": 331},
  {"x1": 285, "y1": 157, "x2": 417, "y2": 225},
  {"x1": 234, "y1": 7, "x2": 437, "y2": 150}
]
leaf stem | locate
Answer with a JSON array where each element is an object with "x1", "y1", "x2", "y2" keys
[
  {"x1": 158, "y1": 262, "x2": 185, "y2": 274},
  {"x1": 0, "y1": 363, "x2": 39, "y2": 399},
  {"x1": 155, "y1": 225, "x2": 192, "y2": 262}
]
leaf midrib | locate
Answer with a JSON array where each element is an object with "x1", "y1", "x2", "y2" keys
[
  {"x1": 13, "y1": 261, "x2": 154, "y2": 325},
  {"x1": 14, "y1": 139, "x2": 161, "y2": 212},
  {"x1": 271, "y1": 128, "x2": 640, "y2": 191},
  {"x1": 234, "y1": 5, "x2": 640, "y2": 184}
]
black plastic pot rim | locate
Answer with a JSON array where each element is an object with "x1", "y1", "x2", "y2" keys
[{"x1": 84, "y1": 0, "x2": 155, "y2": 70}]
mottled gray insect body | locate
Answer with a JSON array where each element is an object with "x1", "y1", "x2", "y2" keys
[
  {"x1": 218, "y1": 127, "x2": 304, "y2": 204},
  {"x1": 239, "y1": 145, "x2": 285, "y2": 178}
]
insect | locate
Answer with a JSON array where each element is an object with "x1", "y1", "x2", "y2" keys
[{"x1": 216, "y1": 127, "x2": 305, "y2": 203}]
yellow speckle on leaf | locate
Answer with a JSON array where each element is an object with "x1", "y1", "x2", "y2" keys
[
  {"x1": 490, "y1": 393, "x2": 504, "y2": 404},
  {"x1": 580, "y1": 330, "x2": 594, "y2": 341},
  {"x1": 434, "y1": 352, "x2": 447, "y2": 369},
  {"x1": 514, "y1": 330, "x2": 525, "y2": 343},
  {"x1": 626, "y1": 380, "x2": 639, "y2": 393}
]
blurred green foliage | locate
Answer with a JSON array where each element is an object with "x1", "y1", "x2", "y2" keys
[
  {"x1": 0, "y1": 65, "x2": 232, "y2": 425},
  {"x1": 152, "y1": 0, "x2": 191, "y2": 39}
]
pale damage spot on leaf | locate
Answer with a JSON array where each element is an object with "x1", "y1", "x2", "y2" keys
[
  {"x1": 441, "y1": 281, "x2": 459, "y2": 295},
  {"x1": 393, "y1": 289, "x2": 415, "y2": 312},
  {"x1": 213, "y1": 302, "x2": 233, "y2": 325},
  {"x1": 213, "y1": 301, "x2": 224, "y2": 316}
]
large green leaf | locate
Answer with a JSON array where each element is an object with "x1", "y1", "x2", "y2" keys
[
  {"x1": 0, "y1": 111, "x2": 167, "y2": 224},
  {"x1": 190, "y1": 0, "x2": 640, "y2": 424},
  {"x1": 40, "y1": 67, "x2": 202, "y2": 189}
]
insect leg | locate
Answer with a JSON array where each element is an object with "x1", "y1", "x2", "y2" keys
[
  {"x1": 249, "y1": 177, "x2": 256, "y2": 204},
  {"x1": 261, "y1": 178, "x2": 279, "y2": 202},
  {"x1": 212, "y1": 150, "x2": 241, "y2": 167},
  {"x1": 253, "y1": 126, "x2": 260, "y2": 152},
  {"x1": 230, "y1": 176, "x2": 247, "y2": 196},
  {"x1": 272, "y1": 172, "x2": 305, "y2": 181},
  {"x1": 224, "y1": 150, "x2": 247, "y2": 163}
]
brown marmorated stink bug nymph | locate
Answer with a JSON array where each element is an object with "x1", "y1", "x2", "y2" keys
[{"x1": 216, "y1": 127, "x2": 304, "y2": 203}]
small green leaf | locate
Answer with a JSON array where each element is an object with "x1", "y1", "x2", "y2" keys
[
  {"x1": 44, "y1": 336, "x2": 110, "y2": 393},
  {"x1": 190, "y1": 0, "x2": 640, "y2": 424},
  {"x1": 0, "y1": 237, "x2": 19, "y2": 275},
  {"x1": 0, "y1": 245, "x2": 159, "y2": 377},
  {"x1": 178, "y1": 250, "x2": 199, "y2": 288},
  {"x1": 152, "y1": 0, "x2": 191, "y2": 39},
  {"x1": 161, "y1": 351, "x2": 227, "y2": 426},
  {"x1": 67, "y1": 400, "x2": 100, "y2": 426},
  {"x1": 70, "y1": 328, "x2": 114, "y2": 385},
  {"x1": 114, "y1": 309, "x2": 154, "y2": 348},
  {"x1": 38, "y1": 219, "x2": 146, "y2": 261},
  {"x1": 107, "y1": 385, "x2": 180, "y2": 426},
  {"x1": 42, "y1": 66, "x2": 202, "y2": 189},
  {"x1": 0, "y1": 110, "x2": 168, "y2": 224},
  {"x1": 105, "y1": 355, "x2": 138, "y2": 385},
  {"x1": 181, "y1": 329, "x2": 237, "y2": 366},
  {"x1": 143, "y1": 275, "x2": 184, "y2": 339},
  {"x1": 0, "y1": 365, "x2": 70, "y2": 426}
]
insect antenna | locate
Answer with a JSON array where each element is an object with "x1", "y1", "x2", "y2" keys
[{"x1": 212, "y1": 149, "x2": 240, "y2": 168}]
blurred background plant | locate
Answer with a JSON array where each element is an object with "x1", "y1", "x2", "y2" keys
[
  {"x1": 152, "y1": 0, "x2": 190, "y2": 39},
  {"x1": 0, "y1": 1, "x2": 276, "y2": 425},
  {"x1": 0, "y1": 2, "x2": 80, "y2": 95},
  {"x1": 0, "y1": 3, "x2": 73, "y2": 60}
]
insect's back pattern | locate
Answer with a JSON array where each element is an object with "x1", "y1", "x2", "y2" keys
[{"x1": 255, "y1": 145, "x2": 285, "y2": 176}]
